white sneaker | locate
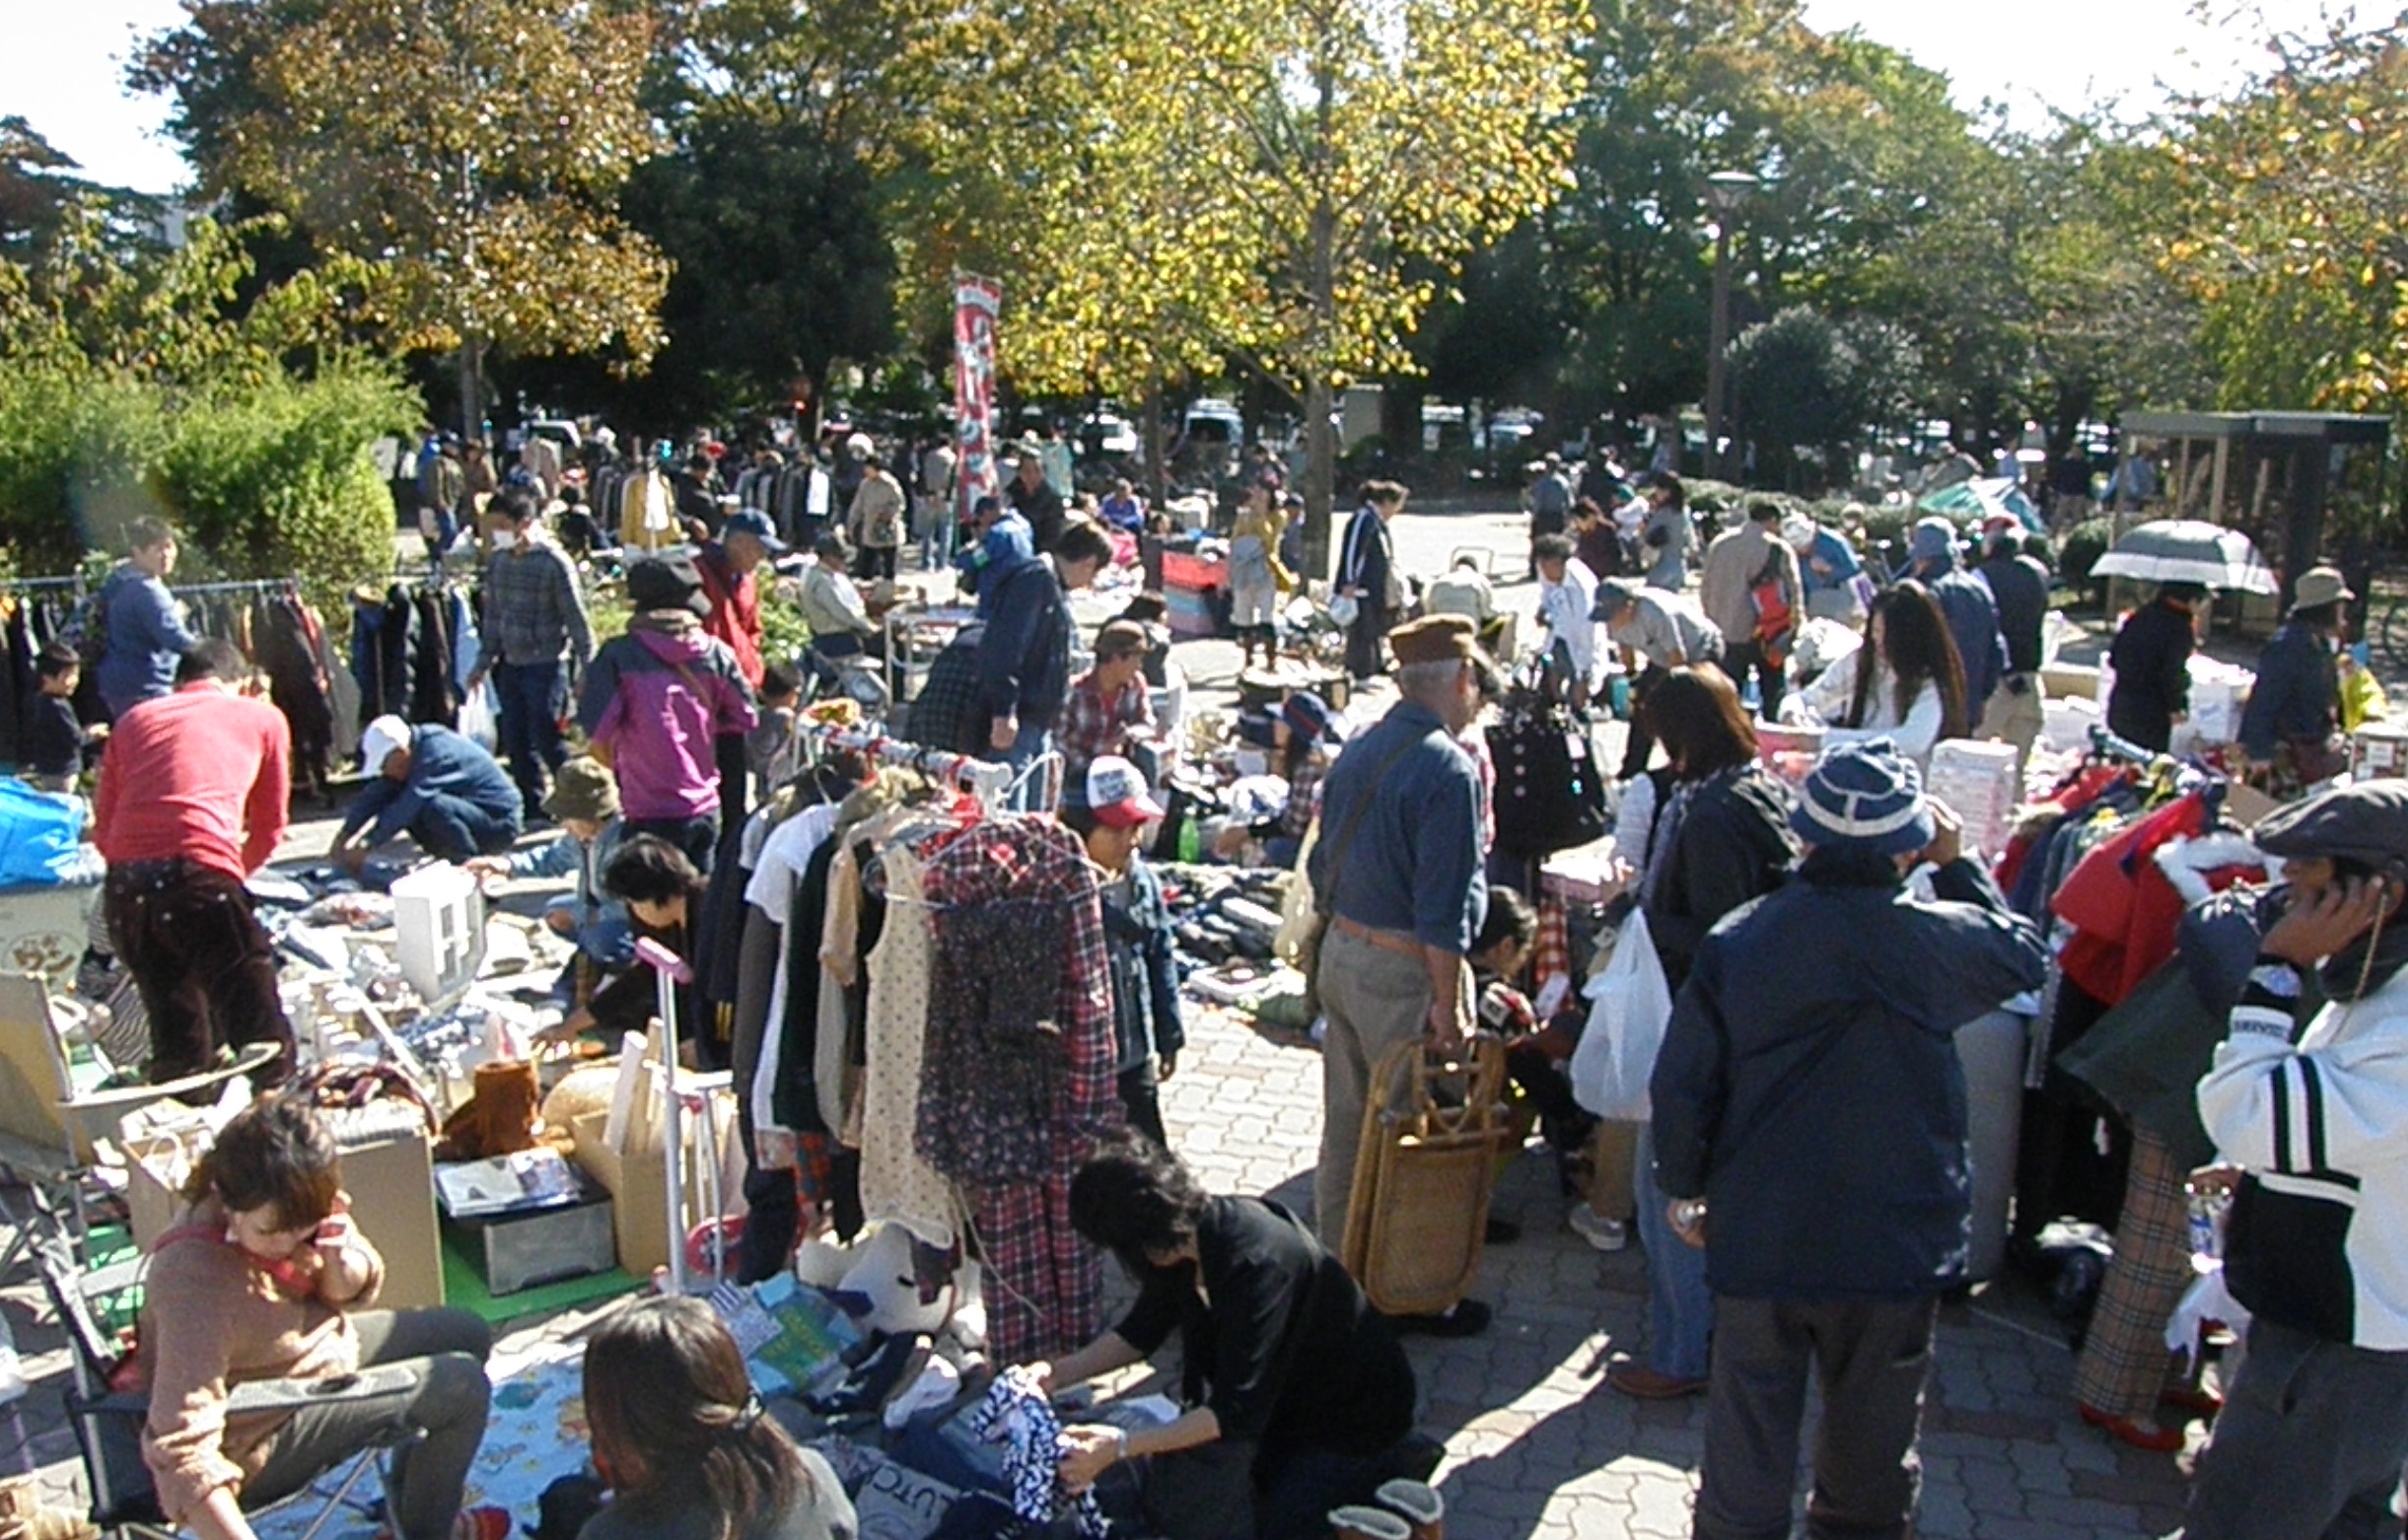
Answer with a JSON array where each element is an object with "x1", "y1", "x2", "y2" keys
[{"x1": 1568, "y1": 1206, "x2": 1628, "y2": 1252}]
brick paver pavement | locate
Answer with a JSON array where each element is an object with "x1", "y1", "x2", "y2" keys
[{"x1": 1158, "y1": 998, "x2": 2198, "y2": 1540}]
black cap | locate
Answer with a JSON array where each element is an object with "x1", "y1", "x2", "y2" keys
[
  {"x1": 627, "y1": 552, "x2": 709, "y2": 617},
  {"x1": 2254, "y1": 781, "x2": 2408, "y2": 872}
]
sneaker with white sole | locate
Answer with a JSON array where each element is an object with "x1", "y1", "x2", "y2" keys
[{"x1": 1568, "y1": 1206, "x2": 1628, "y2": 1251}]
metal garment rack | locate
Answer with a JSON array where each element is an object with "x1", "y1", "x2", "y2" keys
[{"x1": 794, "y1": 719, "x2": 1017, "y2": 807}]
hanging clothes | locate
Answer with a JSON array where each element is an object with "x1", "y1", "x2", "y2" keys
[
  {"x1": 855, "y1": 838, "x2": 959, "y2": 1247},
  {"x1": 918, "y1": 814, "x2": 1121, "y2": 1364}
]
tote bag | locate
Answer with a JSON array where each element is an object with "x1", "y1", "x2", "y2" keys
[{"x1": 1570, "y1": 908, "x2": 1672, "y2": 1121}]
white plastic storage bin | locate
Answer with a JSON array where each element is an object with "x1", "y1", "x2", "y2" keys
[{"x1": 391, "y1": 863, "x2": 485, "y2": 1003}]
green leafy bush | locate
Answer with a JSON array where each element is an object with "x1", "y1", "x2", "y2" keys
[{"x1": 2060, "y1": 518, "x2": 2113, "y2": 604}]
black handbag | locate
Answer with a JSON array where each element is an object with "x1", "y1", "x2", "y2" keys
[{"x1": 1490, "y1": 658, "x2": 1608, "y2": 858}]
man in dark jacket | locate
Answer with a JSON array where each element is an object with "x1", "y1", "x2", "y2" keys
[
  {"x1": 1651, "y1": 738, "x2": 2047, "y2": 1540},
  {"x1": 331, "y1": 714, "x2": 525, "y2": 868},
  {"x1": 2238, "y1": 565, "x2": 2351, "y2": 773},
  {"x1": 1006, "y1": 440, "x2": 1068, "y2": 555},
  {"x1": 1907, "y1": 517, "x2": 2008, "y2": 717},
  {"x1": 1973, "y1": 516, "x2": 2050, "y2": 777},
  {"x1": 975, "y1": 520, "x2": 1113, "y2": 800},
  {"x1": 2105, "y1": 582, "x2": 2203, "y2": 753}
]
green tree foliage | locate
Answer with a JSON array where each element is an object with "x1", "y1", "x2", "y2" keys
[
  {"x1": 1725, "y1": 305, "x2": 1917, "y2": 490},
  {"x1": 0, "y1": 214, "x2": 411, "y2": 593},
  {"x1": 136, "y1": 0, "x2": 673, "y2": 434}
]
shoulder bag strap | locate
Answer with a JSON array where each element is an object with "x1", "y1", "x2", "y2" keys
[{"x1": 1313, "y1": 733, "x2": 1434, "y2": 920}]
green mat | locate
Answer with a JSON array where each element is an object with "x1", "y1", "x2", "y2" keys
[{"x1": 438, "y1": 1226, "x2": 641, "y2": 1325}]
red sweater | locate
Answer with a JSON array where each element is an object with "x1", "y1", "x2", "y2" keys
[
  {"x1": 697, "y1": 544, "x2": 764, "y2": 687},
  {"x1": 94, "y1": 684, "x2": 292, "y2": 881}
]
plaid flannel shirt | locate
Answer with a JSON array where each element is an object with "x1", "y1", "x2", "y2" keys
[
  {"x1": 477, "y1": 540, "x2": 593, "y2": 672},
  {"x1": 1053, "y1": 671, "x2": 1155, "y2": 770},
  {"x1": 922, "y1": 815, "x2": 1120, "y2": 1362}
]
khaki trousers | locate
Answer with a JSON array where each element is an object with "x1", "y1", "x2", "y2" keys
[{"x1": 1313, "y1": 927, "x2": 1433, "y2": 1249}]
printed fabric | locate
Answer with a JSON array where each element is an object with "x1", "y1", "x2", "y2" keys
[{"x1": 969, "y1": 1365, "x2": 1106, "y2": 1540}]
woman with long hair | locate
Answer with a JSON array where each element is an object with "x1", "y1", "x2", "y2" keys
[
  {"x1": 139, "y1": 1095, "x2": 497, "y2": 1540},
  {"x1": 1791, "y1": 580, "x2": 1967, "y2": 765},
  {"x1": 581, "y1": 1296, "x2": 855, "y2": 1540},
  {"x1": 1609, "y1": 665, "x2": 1799, "y2": 1403}
]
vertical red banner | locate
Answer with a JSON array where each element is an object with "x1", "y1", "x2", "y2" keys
[{"x1": 952, "y1": 274, "x2": 1003, "y2": 529}]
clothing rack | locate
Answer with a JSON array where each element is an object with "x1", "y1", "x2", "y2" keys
[
  {"x1": 795, "y1": 719, "x2": 1016, "y2": 807},
  {"x1": 171, "y1": 578, "x2": 300, "y2": 598},
  {"x1": 0, "y1": 576, "x2": 87, "y2": 593},
  {"x1": 2086, "y1": 724, "x2": 2164, "y2": 768}
]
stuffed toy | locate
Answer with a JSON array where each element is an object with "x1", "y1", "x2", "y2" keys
[{"x1": 795, "y1": 1223, "x2": 956, "y2": 1338}]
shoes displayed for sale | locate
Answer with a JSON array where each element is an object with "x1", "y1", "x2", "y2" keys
[{"x1": 1566, "y1": 1206, "x2": 1628, "y2": 1252}]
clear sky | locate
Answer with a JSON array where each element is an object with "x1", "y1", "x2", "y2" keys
[{"x1": 1, "y1": 0, "x2": 2375, "y2": 196}]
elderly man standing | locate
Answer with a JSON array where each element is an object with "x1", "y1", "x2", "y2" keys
[
  {"x1": 93, "y1": 639, "x2": 295, "y2": 1084},
  {"x1": 1652, "y1": 741, "x2": 2046, "y2": 1540},
  {"x1": 1594, "y1": 577, "x2": 1725, "y2": 778},
  {"x1": 1699, "y1": 501, "x2": 1804, "y2": 717},
  {"x1": 1310, "y1": 614, "x2": 1493, "y2": 1338},
  {"x1": 469, "y1": 487, "x2": 593, "y2": 822},
  {"x1": 697, "y1": 507, "x2": 783, "y2": 834}
]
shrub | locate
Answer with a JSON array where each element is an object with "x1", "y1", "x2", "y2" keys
[{"x1": 2060, "y1": 518, "x2": 2113, "y2": 604}]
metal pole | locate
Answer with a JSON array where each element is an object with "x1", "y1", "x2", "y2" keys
[
  {"x1": 635, "y1": 937, "x2": 693, "y2": 1294},
  {"x1": 1705, "y1": 218, "x2": 1735, "y2": 482}
]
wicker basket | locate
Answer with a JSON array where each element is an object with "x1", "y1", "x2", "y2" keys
[{"x1": 1340, "y1": 1036, "x2": 1511, "y2": 1317}]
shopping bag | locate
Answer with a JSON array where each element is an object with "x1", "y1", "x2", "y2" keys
[
  {"x1": 458, "y1": 681, "x2": 499, "y2": 751},
  {"x1": 1570, "y1": 909, "x2": 1672, "y2": 1120}
]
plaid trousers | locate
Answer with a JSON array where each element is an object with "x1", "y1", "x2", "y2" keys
[{"x1": 2072, "y1": 1129, "x2": 2197, "y2": 1419}]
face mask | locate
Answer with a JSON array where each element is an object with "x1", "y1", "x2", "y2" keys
[{"x1": 491, "y1": 529, "x2": 518, "y2": 550}]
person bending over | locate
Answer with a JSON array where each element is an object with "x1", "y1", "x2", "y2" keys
[{"x1": 1030, "y1": 1135, "x2": 1424, "y2": 1540}]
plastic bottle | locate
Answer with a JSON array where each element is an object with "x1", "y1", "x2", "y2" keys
[{"x1": 1176, "y1": 813, "x2": 1201, "y2": 865}]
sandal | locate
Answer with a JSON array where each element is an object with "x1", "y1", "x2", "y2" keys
[{"x1": 2078, "y1": 1404, "x2": 2183, "y2": 1452}]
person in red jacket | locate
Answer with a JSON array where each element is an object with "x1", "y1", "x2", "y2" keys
[
  {"x1": 695, "y1": 510, "x2": 781, "y2": 837},
  {"x1": 93, "y1": 638, "x2": 295, "y2": 1085}
]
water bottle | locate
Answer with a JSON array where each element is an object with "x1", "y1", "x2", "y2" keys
[
  {"x1": 1176, "y1": 813, "x2": 1201, "y2": 865},
  {"x1": 2185, "y1": 1181, "x2": 2225, "y2": 1274},
  {"x1": 1739, "y1": 674, "x2": 1762, "y2": 714}
]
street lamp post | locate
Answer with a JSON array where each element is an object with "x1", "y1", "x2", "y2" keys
[{"x1": 1702, "y1": 170, "x2": 1760, "y2": 483}]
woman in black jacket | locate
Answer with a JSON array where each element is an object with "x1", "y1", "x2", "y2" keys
[{"x1": 1612, "y1": 665, "x2": 1799, "y2": 1401}]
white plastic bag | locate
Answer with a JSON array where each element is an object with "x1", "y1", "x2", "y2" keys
[
  {"x1": 1571, "y1": 909, "x2": 1673, "y2": 1121},
  {"x1": 458, "y1": 682, "x2": 499, "y2": 751}
]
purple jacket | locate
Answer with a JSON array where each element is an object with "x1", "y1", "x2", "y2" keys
[{"x1": 575, "y1": 616, "x2": 757, "y2": 821}]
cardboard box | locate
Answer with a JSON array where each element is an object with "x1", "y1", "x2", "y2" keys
[
  {"x1": 0, "y1": 879, "x2": 100, "y2": 996},
  {"x1": 572, "y1": 1110, "x2": 671, "y2": 1277},
  {"x1": 126, "y1": 1102, "x2": 446, "y2": 1310}
]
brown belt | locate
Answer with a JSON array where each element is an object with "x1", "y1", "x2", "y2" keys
[{"x1": 1332, "y1": 915, "x2": 1424, "y2": 959}]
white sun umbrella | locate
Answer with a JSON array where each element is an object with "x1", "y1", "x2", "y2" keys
[{"x1": 2088, "y1": 520, "x2": 2279, "y2": 595}]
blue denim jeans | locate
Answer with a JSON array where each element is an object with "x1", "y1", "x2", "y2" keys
[
  {"x1": 1635, "y1": 1122, "x2": 1714, "y2": 1380},
  {"x1": 998, "y1": 723, "x2": 1055, "y2": 811},
  {"x1": 491, "y1": 661, "x2": 568, "y2": 815},
  {"x1": 409, "y1": 795, "x2": 521, "y2": 864}
]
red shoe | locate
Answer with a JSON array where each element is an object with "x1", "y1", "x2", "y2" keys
[
  {"x1": 453, "y1": 1506, "x2": 512, "y2": 1540},
  {"x1": 2079, "y1": 1404, "x2": 2184, "y2": 1452},
  {"x1": 1606, "y1": 1363, "x2": 1708, "y2": 1400}
]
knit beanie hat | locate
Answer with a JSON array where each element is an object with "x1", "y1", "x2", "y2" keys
[{"x1": 1791, "y1": 737, "x2": 1934, "y2": 858}]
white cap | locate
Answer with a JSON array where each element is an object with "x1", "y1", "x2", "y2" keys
[{"x1": 359, "y1": 715, "x2": 411, "y2": 771}]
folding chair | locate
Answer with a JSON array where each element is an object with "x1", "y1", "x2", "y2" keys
[
  {"x1": 35, "y1": 1235, "x2": 422, "y2": 1540},
  {"x1": 0, "y1": 972, "x2": 280, "y2": 1273}
]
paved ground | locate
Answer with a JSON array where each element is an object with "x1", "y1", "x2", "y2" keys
[{"x1": 0, "y1": 505, "x2": 2206, "y2": 1538}]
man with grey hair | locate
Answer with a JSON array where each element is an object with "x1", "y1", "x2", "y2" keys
[
  {"x1": 1309, "y1": 614, "x2": 1494, "y2": 1337},
  {"x1": 1594, "y1": 577, "x2": 1725, "y2": 778}
]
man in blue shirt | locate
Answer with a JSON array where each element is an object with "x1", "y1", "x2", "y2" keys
[
  {"x1": 975, "y1": 520, "x2": 1114, "y2": 805},
  {"x1": 1308, "y1": 613, "x2": 1492, "y2": 1336},
  {"x1": 93, "y1": 517, "x2": 199, "y2": 720},
  {"x1": 331, "y1": 714, "x2": 525, "y2": 870}
]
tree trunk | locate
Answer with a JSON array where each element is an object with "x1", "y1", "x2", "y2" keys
[
  {"x1": 1144, "y1": 378, "x2": 1169, "y2": 506},
  {"x1": 1305, "y1": 374, "x2": 1336, "y2": 582},
  {"x1": 458, "y1": 335, "x2": 483, "y2": 445}
]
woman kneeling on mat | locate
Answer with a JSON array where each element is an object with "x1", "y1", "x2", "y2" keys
[
  {"x1": 139, "y1": 1094, "x2": 498, "y2": 1540},
  {"x1": 1029, "y1": 1133, "x2": 1431, "y2": 1540}
]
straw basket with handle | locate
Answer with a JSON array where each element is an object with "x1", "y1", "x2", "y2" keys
[{"x1": 1340, "y1": 1034, "x2": 1512, "y2": 1317}]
